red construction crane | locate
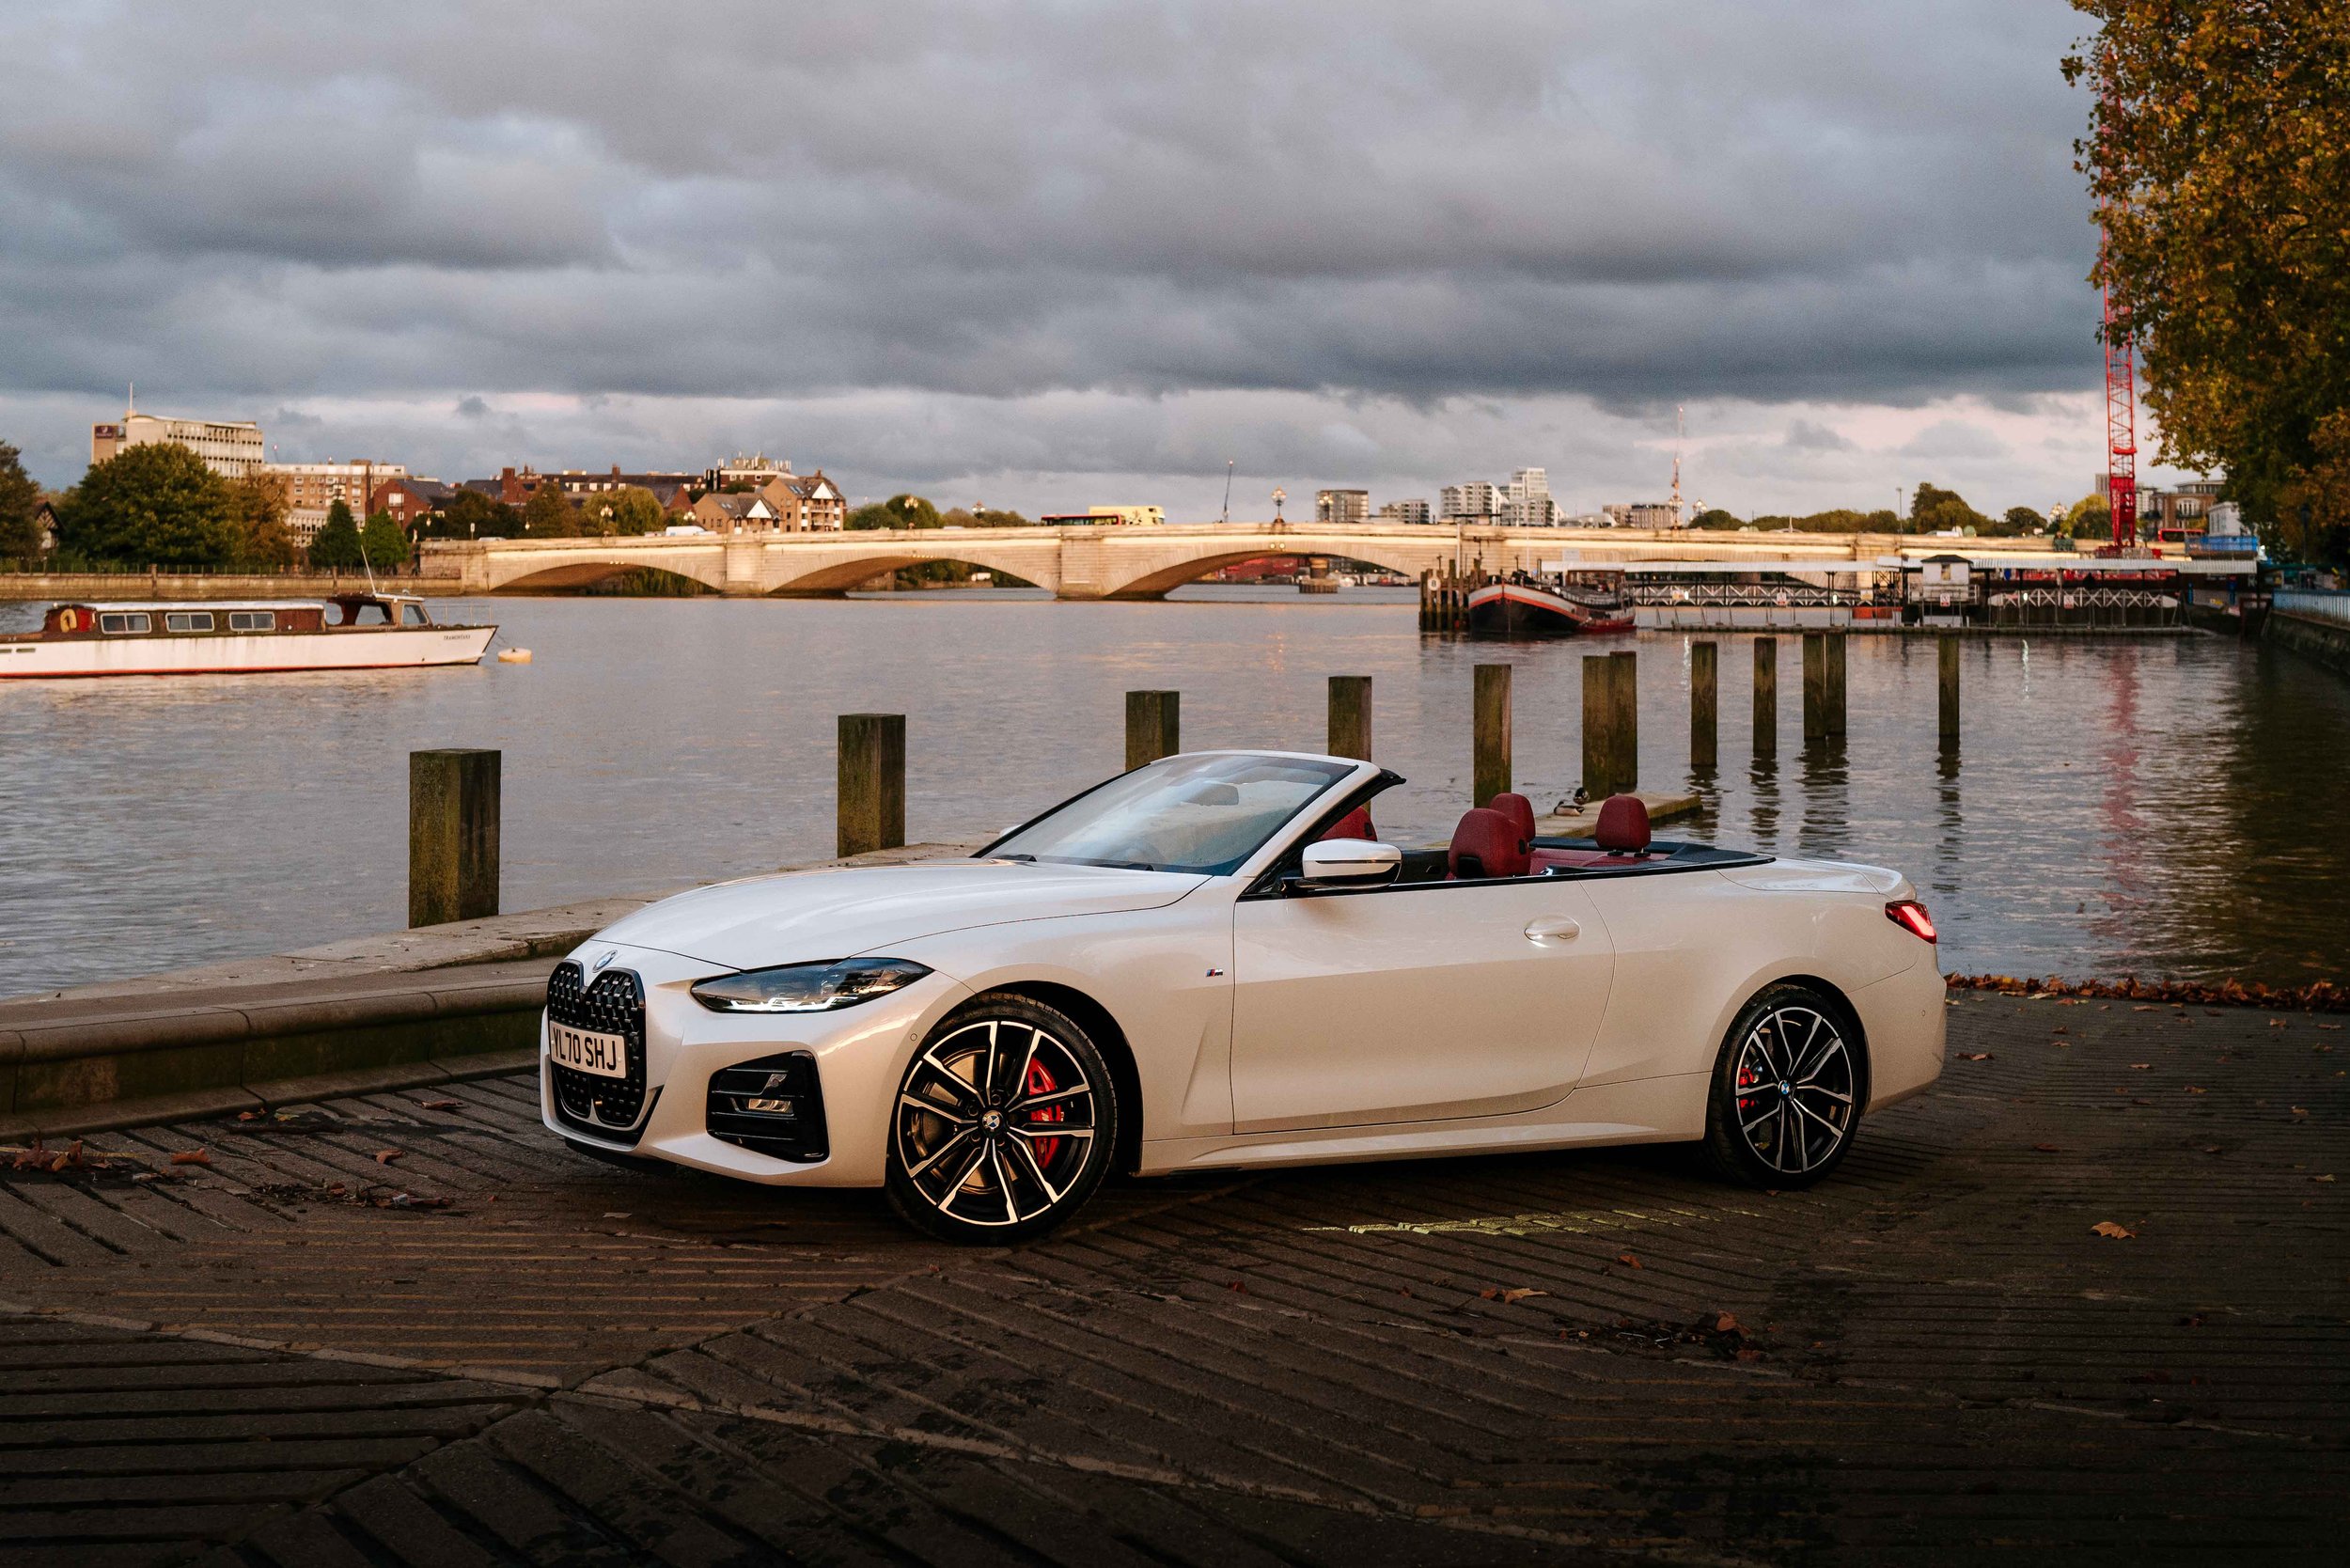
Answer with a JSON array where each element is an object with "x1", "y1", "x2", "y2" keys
[{"x1": 2097, "y1": 46, "x2": 2137, "y2": 550}]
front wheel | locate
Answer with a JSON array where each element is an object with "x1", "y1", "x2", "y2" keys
[
  {"x1": 1701, "y1": 983, "x2": 1864, "y2": 1188},
  {"x1": 885, "y1": 996, "x2": 1118, "y2": 1244}
]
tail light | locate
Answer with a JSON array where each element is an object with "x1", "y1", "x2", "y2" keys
[{"x1": 1886, "y1": 900, "x2": 1936, "y2": 943}]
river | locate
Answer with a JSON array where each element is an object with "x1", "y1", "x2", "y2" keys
[{"x1": 4, "y1": 587, "x2": 2346, "y2": 996}]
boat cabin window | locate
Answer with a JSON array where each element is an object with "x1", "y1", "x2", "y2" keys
[
  {"x1": 401, "y1": 604, "x2": 430, "y2": 626},
  {"x1": 98, "y1": 612, "x2": 150, "y2": 635},
  {"x1": 164, "y1": 611, "x2": 214, "y2": 634},
  {"x1": 227, "y1": 610, "x2": 275, "y2": 632}
]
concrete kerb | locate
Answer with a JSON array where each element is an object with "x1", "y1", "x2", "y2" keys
[{"x1": 0, "y1": 840, "x2": 977, "y2": 1140}]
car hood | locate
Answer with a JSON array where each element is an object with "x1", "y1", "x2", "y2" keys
[{"x1": 589, "y1": 859, "x2": 1212, "y2": 971}]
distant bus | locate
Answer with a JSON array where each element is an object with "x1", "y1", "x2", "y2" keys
[{"x1": 1041, "y1": 506, "x2": 1165, "y2": 526}]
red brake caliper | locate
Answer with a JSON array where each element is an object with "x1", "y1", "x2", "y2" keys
[
  {"x1": 1024, "y1": 1058, "x2": 1065, "y2": 1168},
  {"x1": 1736, "y1": 1049, "x2": 1762, "y2": 1118}
]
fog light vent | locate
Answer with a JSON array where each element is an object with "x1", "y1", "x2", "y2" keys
[{"x1": 707, "y1": 1051, "x2": 828, "y2": 1163}]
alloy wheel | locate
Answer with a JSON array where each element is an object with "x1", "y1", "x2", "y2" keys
[
  {"x1": 894, "y1": 1016, "x2": 1102, "y2": 1230},
  {"x1": 1731, "y1": 1005, "x2": 1855, "y2": 1176}
]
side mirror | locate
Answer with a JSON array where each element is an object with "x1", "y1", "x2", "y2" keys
[{"x1": 1296, "y1": 839, "x2": 1402, "y2": 891}]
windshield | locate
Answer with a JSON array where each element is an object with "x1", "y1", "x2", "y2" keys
[{"x1": 987, "y1": 754, "x2": 1355, "y2": 874}]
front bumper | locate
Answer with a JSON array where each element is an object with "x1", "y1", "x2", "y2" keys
[{"x1": 538, "y1": 941, "x2": 973, "y2": 1186}]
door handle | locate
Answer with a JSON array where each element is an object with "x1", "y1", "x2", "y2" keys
[{"x1": 1524, "y1": 917, "x2": 1581, "y2": 945}]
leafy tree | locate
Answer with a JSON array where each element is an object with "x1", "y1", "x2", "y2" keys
[
  {"x1": 0, "y1": 441, "x2": 41, "y2": 561},
  {"x1": 521, "y1": 481, "x2": 579, "y2": 539},
  {"x1": 2066, "y1": 2, "x2": 2350, "y2": 563},
  {"x1": 848, "y1": 494, "x2": 939, "y2": 531},
  {"x1": 1909, "y1": 483, "x2": 1989, "y2": 534},
  {"x1": 223, "y1": 473, "x2": 301, "y2": 570},
  {"x1": 579, "y1": 485, "x2": 666, "y2": 537},
  {"x1": 973, "y1": 508, "x2": 1034, "y2": 527},
  {"x1": 1690, "y1": 508, "x2": 1742, "y2": 529},
  {"x1": 54, "y1": 442, "x2": 237, "y2": 566},
  {"x1": 308, "y1": 500, "x2": 365, "y2": 570},
  {"x1": 436, "y1": 488, "x2": 515, "y2": 540},
  {"x1": 360, "y1": 510, "x2": 411, "y2": 570},
  {"x1": 2065, "y1": 494, "x2": 2111, "y2": 538},
  {"x1": 1997, "y1": 506, "x2": 2047, "y2": 536}
]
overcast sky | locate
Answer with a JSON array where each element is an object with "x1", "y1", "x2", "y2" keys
[{"x1": 0, "y1": 0, "x2": 2175, "y2": 517}]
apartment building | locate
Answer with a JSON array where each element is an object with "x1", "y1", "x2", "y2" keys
[
  {"x1": 1376, "y1": 498, "x2": 1432, "y2": 525},
  {"x1": 1602, "y1": 502, "x2": 1682, "y2": 529},
  {"x1": 260, "y1": 460, "x2": 410, "y2": 541},
  {"x1": 1439, "y1": 481, "x2": 1503, "y2": 521},
  {"x1": 90, "y1": 403, "x2": 266, "y2": 478},
  {"x1": 1315, "y1": 488, "x2": 1370, "y2": 525}
]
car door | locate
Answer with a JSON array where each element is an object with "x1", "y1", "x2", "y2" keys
[{"x1": 1229, "y1": 877, "x2": 1616, "y2": 1133}]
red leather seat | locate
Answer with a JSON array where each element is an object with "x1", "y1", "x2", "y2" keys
[
  {"x1": 1487, "y1": 792, "x2": 1537, "y2": 844},
  {"x1": 1529, "y1": 846, "x2": 1611, "y2": 873},
  {"x1": 1449, "y1": 808, "x2": 1530, "y2": 880},
  {"x1": 1594, "y1": 794, "x2": 1652, "y2": 855},
  {"x1": 1318, "y1": 806, "x2": 1376, "y2": 842}
]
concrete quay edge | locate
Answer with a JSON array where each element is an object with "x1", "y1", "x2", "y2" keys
[{"x1": 0, "y1": 840, "x2": 978, "y2": 1139}]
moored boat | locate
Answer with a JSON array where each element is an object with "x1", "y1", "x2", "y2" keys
[
  {"x1": 1465, "y1": 573, "x2": 1636, "y2": 636},
  {"x1": 0, "y1": 595, "x2": 496, "y2": 679}
]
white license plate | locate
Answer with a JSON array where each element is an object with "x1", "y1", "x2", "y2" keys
[{"x1": 549, "y1": 1020, "x2": 628, "y2": 1079}]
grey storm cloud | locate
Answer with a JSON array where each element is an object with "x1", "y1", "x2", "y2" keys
[{"x1": 0, "y1": 0, "x2": 2114, "y2": 510}]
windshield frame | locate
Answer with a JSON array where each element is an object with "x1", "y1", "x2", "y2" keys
[{"x1": 978, "y1": 752, "x2": 1367, "y2": 876}]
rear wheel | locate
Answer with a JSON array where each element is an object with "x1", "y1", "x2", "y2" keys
[
  {"x1": 1701, "y1": 983, "x2": 1863, "y2": 1188},
  {"x1": 885, "y1": 996, "x2": 1118, "y2": 1244}
]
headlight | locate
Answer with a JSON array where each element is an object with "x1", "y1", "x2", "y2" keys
[{"x1": 690, "y1": 958, "x2": 932, "y2": 1013}]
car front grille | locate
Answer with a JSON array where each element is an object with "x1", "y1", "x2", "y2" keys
[
  {"x1": 546, "y1": 960, "x2": 651, "y2": 1143},
  {"x1": 707, "y1": 1051, "x2": 830, "y2": 1164}
]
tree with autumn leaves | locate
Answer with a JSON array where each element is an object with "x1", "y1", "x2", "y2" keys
[{"x1": 2067, "y1": 2, "x2": 2349, "y2": 565}]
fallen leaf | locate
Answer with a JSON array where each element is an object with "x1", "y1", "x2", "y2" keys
[
  {"x1": 237, "y1": 1110, "x2": 259, "y2": 1121},
  {"x1": 2291, "y1": 1106, "x2": 2310, "y2": 1119},
  {"x1": 130, "y1": 1170, "x2": 172, "y2": 1184},
  {"x1": 2186, "y1": 1086, "x2": 2207, "y2": 1094},
  {"x1": 1956, "y1": 1051, "x2": 1993, "y2": 1061},
  {"x1": 1714, "y1": 1311, "x2": 1742, "y2": 1334},
  {"x1": 1480, "y1": 1287, "x2": 1549, "y2": 1305},
  {"x1": 2319, "y1": 1023, "x2": 2343, "y2": 1032},
  {"x1": 2130, "y1": 1063, "x2": 2152, "y2": 1071},
  {"x1": 169, "y1": 1150, "x2": 212, "y2": 1167},
  {"x1": 1616, "y1": 1252, "x2": 1642, "y2": 1269},
  {"x1": 418, "y1": 1098, "x2": 463, "y2": 1112},
  {"x1": 2135, "y1": 1005, "x2": 2160, "y2": 1011},
  {"x1": 2091, "y1": 1221, "x2": 2136, "y2": 1240},
  {"x1": 2052, "y1": 1027, "x2": 2069, "y2": 1036},
  {"x1": 373, "y1": 1149, "x2": 404, "y2": 1164},
  {"x1": 2033, "y1": 1143, "x2": 2063, "y2": 1152},
  {"x1": 2312, "y1": 1174, "x2": 2335, "y2": 1184}
]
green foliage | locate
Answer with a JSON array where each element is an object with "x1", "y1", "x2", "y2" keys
[
  {"x1": 1997, "y1": 506, "x2": 2048, "y2": 537},
  {"x1": 2067, "y1": 1, "x2": 2350, "y2": 563},
  {"x1": 578, "y1": 485, "x2": 666, "y2": 537},
  {"x1": 1745, "y1": 508, "x2": 1902, "y2": 533},
  {"x1": 1689, "y1": 508, "x2": 1742, "y2": 529},
  {"x1": 2064, "y1": 494, "x2": 2111, "y2": 537},
  {"x1": 522, "y1": 482, "x2": 579, "y2": 538},
  {"x1": 54, "y1": 442, "x2": 238, "y2": 566},
  {"x1": 849, "y1": 494, "x2": 939, "y2": 531},
  {"x1": 436, "y1": 488, "x2": 515, "y2": 539},
  {"x1": 0, "y1": 441, "x2": 42, "y2": 561},
  {"x1": 225, "y1": 472, "x2": 301, "y2": 569},
  {"x1": 307, "y1": 500, "x2": 365, "y2": 570},
  {"x1": 1909, "y1": 483, "x2": 1989, "y2": 535},
  {"x1": 973, "y1": 508, "x2": 1035, "y2": 527},
  {"x1": 360, "y1": 510, "x2": 411, "y2": 569}
]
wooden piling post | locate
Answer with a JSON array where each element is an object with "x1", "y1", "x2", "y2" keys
[
  {"x1": 1608, "y1": 649, "x2": 1638, "y2": 792},
  {"x1": 1582, "y1": 655, "x2": 1615, "y2": 797},
  {"x1": 1753, "y1": 637, "x2": 1778, "y2": 759},
  {"x1": 1938, "y1": 634, "x2": 1960, "y2": 744},
  {"x1": 1690, "y1": 640, "x2": 1718, "y2": 770},
  {"x1": 1125, "y1": 689, "x2": 1181, "y2": 771},
  {"x1": 1825, "y1": 630, "x2": 1848, "y2": 738},
  {"x1": 837, "y1": 713, "x2": 906, "y2": 857},
  {"x1": 1327, "y1": 676, "x2": 1373, "y2": 760},
  {"x1": 409, "y1": 748, "x2": 500, "y2": 927},
  {"x1": 1473, "y1": 664, "x2": 1512, "y2": 805},
  {"x1": 1802, "y1": 633, "x2": 1827, "y2": 744}
]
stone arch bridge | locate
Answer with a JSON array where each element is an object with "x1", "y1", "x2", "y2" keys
[{"x1": 421, "y1": 523, "x2": 1899, "y2": 600}]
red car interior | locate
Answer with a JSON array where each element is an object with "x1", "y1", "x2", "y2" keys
[
  {"x1": 1486, "y1": 792, "x2": 1537, "y2": 843},
  {"x1": 1594, "y1": 794, "x2": 1652, "y2": 854},
  {"x1": 1318, "y1": 806, "x2": 1376, "y2": 842},
  {"x1": 1448, "y1": 807, "x2": 1530, "y2": 880}
]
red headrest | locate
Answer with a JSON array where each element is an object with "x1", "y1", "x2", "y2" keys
[
  {"x1": 1594, "y1": 794, "x2": 1651, "y2": 854},
  {"x1": 1487, "y1": 792, "x2": 1537, "y2": 843},
  {"x1": 1449, "y1": 808, "x2": 1530, "y2": 880},
  {"x1": 1319, "y1": 806, "x2": 1376, "y2": 842}
]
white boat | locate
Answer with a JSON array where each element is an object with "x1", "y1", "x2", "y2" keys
[{"x1": 0, "y1": 595, "x2": 496, "y2": 679}]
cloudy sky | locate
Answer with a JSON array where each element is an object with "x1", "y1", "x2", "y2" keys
[{"x1": 0, "y1": 0, "x2": 2180, "y2": 518}]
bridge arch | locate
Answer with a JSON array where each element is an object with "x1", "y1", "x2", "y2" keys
[
  {"x1": 494, "y1": 557, "x2": 726, "y2": 594},
  {"x1": 764, "y1": 541, "x2": 1060, "y2": 596},
  {"x1": 1101, "y1": 543, "x2": 1444, "y2": 601}
]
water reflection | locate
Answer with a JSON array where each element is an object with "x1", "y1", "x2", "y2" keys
[{"x1": 2, "y1": 591, "x2": 2346, "y2": 992}]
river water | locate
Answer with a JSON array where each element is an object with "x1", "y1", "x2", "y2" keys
[{"x1": 4, "y1": 588, "x2": 2346, "y2": 996}]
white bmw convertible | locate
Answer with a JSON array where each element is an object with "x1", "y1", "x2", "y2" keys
[{"x1": 542, "y1": 751, "x2": 1946, "y2": 1242}]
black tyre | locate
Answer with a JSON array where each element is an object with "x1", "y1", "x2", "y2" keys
[
  {"x1": 1701, "y1": 983, "x2": 1865, "y2": 1188},
  {"x1": 885, "y1": 996, "x2": 1119, "y2": 1244}
]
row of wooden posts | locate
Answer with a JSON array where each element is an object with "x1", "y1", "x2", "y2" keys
[{"x1": 403, "y1": 632, "x2": 1966, "y2": 928}]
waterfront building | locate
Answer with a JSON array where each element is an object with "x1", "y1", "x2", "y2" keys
[
  {"x1": 757, "y1": 470, "x2": 848, "y2": 530},
  {"x1": 1316, "y1": 489, "x2": 1370, "y2": 525},
  {"x1": 260, "y1": 460, "x2": 411, "y2": 541},
  {"x1": 689, "y1": 492, "x2": 786, "y2": 534},
  {"x1": 370, "y1": 477, "x2": 459, "y2": 532},
  {"x1": 90, "y1": 399, "x2": 265, "y2": 478},
  {"x1": 1502, "y1": 468, "x2": 1557, "y2": 526},
  {"x1": 1377, "y1": 498, "x2": 1432, "y2": 525},
  {"x1": 707, "y1": 452, "x2": 799, "y2": 491},
  {"x1": 1440, "y1": 481, "x2": 1503, "y2": 522}
]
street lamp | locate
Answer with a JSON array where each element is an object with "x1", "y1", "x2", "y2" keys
[{"x1": 1271, "y1": 487, "x2": 1286, "y2": 523}]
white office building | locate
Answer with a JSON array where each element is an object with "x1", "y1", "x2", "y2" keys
[{"x1": 90, "y1": 399, "x2": 265, "y2": 478}]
